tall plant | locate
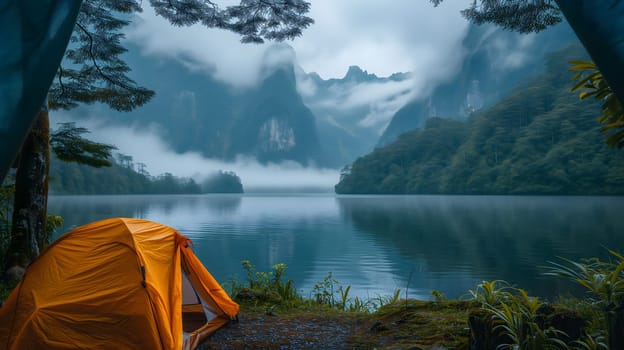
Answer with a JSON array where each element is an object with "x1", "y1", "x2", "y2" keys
[
  {"x1": 570, "y1": 61, "x2": 624, "y2": 148},
  {"x1": 545, "y1": 250, "x2": 624, "y2": 349}
]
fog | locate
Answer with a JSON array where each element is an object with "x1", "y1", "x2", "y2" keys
[
  {"x1": 127, "y1": 1, "x2": 470, "y2": 91},
  {"x1": 52, "y1": 115, "x2": 339, "y2": 193}
]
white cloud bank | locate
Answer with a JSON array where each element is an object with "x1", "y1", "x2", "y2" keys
[
  {"x1": 53, "y1": 114, "x2": 339, "y2": 192},
  {"x1": 127, "y1": 1, "x2": 471, "y2": 90},
  {"x1": 125, "y1": 2, "x2": 473, "y2": 135}
]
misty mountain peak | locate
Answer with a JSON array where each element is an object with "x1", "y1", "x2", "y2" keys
[
  {"x1": 259, "y1": 43, "x2": 298, "y2": 84},
  {"x1": 344, "y1": 65, "x2": 378, "y2": 82},
  {"x1": 262, "y1": 43, "x2": 296, "y2": 69}
]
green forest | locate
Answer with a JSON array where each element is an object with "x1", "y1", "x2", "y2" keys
[
  {"x1": 336, "y1": 45, "x2": 624, "y2": 195},
  {"x1": 49, "y1": 156, "x2": 243, "y2": 194}
]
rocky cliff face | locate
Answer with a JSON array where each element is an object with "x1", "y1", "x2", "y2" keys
[
  {"x1": 377, "y1": 22, "x2": 579, "y2": 146},
  {"x1": 227, "y1": 60, "x2": 322, "y2": 165},
  {"x1": 258, "y1": 118, "x2": 296, "y2": 152}
]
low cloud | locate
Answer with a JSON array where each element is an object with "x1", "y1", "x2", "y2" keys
[
  {"x1": 52, "y1": 114, "x2": 339, "y2": 192},
  {"x1": 127, "y1": 1, "x2": 471, "y2": 91},
  {"x1": 299, "y1": 75, "x2": 419, "y2": 131}
]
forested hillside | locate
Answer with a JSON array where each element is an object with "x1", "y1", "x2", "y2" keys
[
  {"x1": 377, "y1": 23, "x2": 576, "y2": 146},
  {"x1": 49, "y1": 156, "x2": 243, "y2": 195},
  {"x1": 336, "y1": 45, "x2": 624, "y2": 195}
]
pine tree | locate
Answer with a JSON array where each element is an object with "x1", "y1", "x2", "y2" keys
[{"x1": 431, "y1": 0, "x2": 561, "y2": 33}]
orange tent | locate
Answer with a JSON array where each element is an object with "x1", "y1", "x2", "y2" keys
[{"x1": 0, "y1": 218, "x2": 239, "y2": 349}]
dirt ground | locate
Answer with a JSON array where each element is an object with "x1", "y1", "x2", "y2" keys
[
  {"x1": 204, "y1": 310, "x2": 367, "y2": 349},
  {"x1": 203, "y1": 301, "x2": 471, "y2": 350}
]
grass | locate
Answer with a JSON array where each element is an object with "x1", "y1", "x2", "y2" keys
[
  {"x1": 223, "y1": 255, "x2": 624, "y2": 349},
  {"x1": 1, "y1": 256, "x2": 620, "y2": 349},
  {"x1": 222, "y1": 260, "x2": 473, "y2": 349},
  {"x1": 347, "y1": 299, "x2": 473, "y2": 349},
  {"x1": 214, "y1": 292, "x2": 473, "y2": 349}
]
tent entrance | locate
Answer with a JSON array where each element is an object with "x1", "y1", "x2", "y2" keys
[{"x1": 181, "y1": 268, "x2": 211, "y2": 333}]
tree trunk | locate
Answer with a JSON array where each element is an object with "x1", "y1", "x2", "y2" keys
[
  {"x1": 555, "y1": 1, "x2": 624, "y2": 105},
  {"x1": 7, "y1": 104, "x2": 50, "y2": 269}
]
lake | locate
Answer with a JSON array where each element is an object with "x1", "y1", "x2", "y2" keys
[{"x1": 48, "y1": 194, "x2": 624, "y2": 301}]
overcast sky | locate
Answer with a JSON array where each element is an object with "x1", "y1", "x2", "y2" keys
[{"x1": 128, "y1": 1, "x2": 472, "y2": 88}]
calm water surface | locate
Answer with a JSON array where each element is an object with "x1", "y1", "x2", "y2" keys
[{"x1": 48, "y1": 194, "x2": 624, "y2": 300}]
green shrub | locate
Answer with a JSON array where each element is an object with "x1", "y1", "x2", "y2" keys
[{"x1": 545, "y1": 250, "x2": 624, "y2": 349}]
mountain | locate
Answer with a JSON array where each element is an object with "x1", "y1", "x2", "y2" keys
[
  {"x1": 225, "y1": 59, "x2": 322, "y2": 164},
  {"x1": 62, "y1": 44, "x2": 324, "y2": 166},
  {"x1": 59, "y1": 43, "x2": 414, "y2": 168},
  {"x1": 296, "y1": 65, "x2": 414, "y2": 167},
  {"x1": 335, "y1": 45, "x2": 624, "y2": 195},
  {"x1": 57, "y1": 23, "x2": 579, "y2": 172},
  {"x1": 377, "y1": 22, "x2": 579, "y2": 146}
]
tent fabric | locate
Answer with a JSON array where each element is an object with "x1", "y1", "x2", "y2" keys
[
  {"x1": 0, "y1": 0, "x2": 82, "y2": 182},
  {"x1": 0, "y1": 217, "x2": 239, "y2": 349}
]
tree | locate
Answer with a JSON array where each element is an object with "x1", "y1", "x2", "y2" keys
[
  {"x1": 5, "y1": 0, "x2": 313, "y2": 273},
  {"x1": 430, "y1": 0, "x2": 562, "y2": 33},
  {"x1": 7, "y1": 116, "x2": 118, "y2": 271},
  {"x1": 51, "y1": 122, "x2": 118, "y2": 167}
]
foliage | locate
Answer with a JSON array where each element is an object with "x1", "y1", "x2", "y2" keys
[
  {"x1": 357, "y1": 299, "x2": 472, "y2": 349},
  {"x1": 45, "y1": 215, "x2": 64, "y2": 242},
  {"x1": 50, "y1": 0, "x2": 313, "y2": 111},
  {"x1": 311, "y1": 272, "x2": 340, "y2": 306},
  {"x1": 484, "y1": 289, "x2": 568, "y2": 350},
  {"x1": 229, "y1": 261, "x2": 396, "y2": 313},
  {"x1": 201, "y1": 171, "x2": 244, "y2": 193},
  {"x1": 50, "y1": 122, "x2": 117, "y2": 167},
  {"x1": 545, "y1": 250, "x2": 624, "y2": 349},
  {"x1": 468, "y1": 251, "x2": 624, "y2": 350},
  {"x1": 49, "y1": 1, "x2": 154, "y2": 111},
  {"x1": 48, "y1": 154, "x2": 217, "y2": 195},
  {"x1": 235, "y1": 260, "x2": 299, "y2": 304},
  {"x1": 4, "y1": 0, "x2": 312, "y2": 279},
  {"x1": 310, "y1": 272, "x2": 401, "y2": 312},
  {"x1": 469, "y1": 280, "x2": 513, "y2": 306},
  {"x1": 570, "y1": 60, "x2": 624, "y2": 148},
  {"x1": 571, "y1": 333, "x2": 608, "y2": 350},
  {"x1": 468, "y1": 280, "x2": 575, "y2": 349},
  {"x1": 546, "y1": 251, "x2": 624, "y2": 309},
  {"x1": 430, "y1": 0, "x2": 561, "y2": 33},
  {"x1": 431, "y1": 289, "x2": 447, "y2": 303},
  {"x1": 336, "y1": 45, "x2": 624, "y2": 195},
  {"x1": 150, "y1": 0, "x2": 313, "y2": 44}
]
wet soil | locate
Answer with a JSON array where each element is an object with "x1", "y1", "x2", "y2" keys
[
  {"x1": 204, "y1": 309, "x2": 367, "y2": 349},
  {"x1": 203, "y1": 301, "x2": 471, "y2": 350}
]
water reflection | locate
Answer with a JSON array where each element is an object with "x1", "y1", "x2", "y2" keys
[
  {"x1": 48, "y1": 194, "x2": 624, "y2": 300},
  {"x1": 336, "y1": 195, "x2": 624, "y2": 298},
  {"x1": 50, "y1": 195, "x2": 243, "y2": 230}
]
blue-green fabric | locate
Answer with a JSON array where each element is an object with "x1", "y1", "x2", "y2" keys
[
  {"x1": 556, "y1": 1, "x2": 624, "y2": 104},
  {"x1": 0, "y1": 1, "x2": 82, "y2": 182}
]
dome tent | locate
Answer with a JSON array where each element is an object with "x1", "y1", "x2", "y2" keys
[{"x1": 0, "y1": 218, "x2": 238, "y2": 349}]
